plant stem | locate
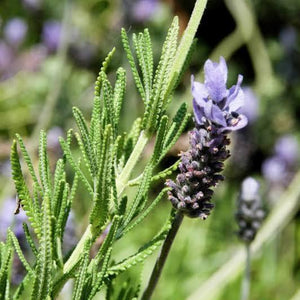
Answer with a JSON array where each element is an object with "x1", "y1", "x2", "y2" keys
[
  {"x1": 116, "y1": 130, "x2": 148, "y2": 196},
  {"x1": 63, "y1": 224, "x2": 93, "y2": 274},
  {"x1": 141, "y1": 212, "x2": 184, "y2": 300},
  {"x1": 241, "y1": 243, "x2": 251, "y2": 300}
]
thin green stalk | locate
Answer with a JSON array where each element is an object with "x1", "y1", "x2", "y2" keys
[
  {"x1": 241, "y1": 243, "x2": 251, "y2": 300},
  {"x1": 116, "y1": 130, "x2": 149, "y2": 196},
  {"x1": 63, "y1": 224, "x2": 93, "y2": 274},
  {"x1": 141, "y1": 212, "x2": 184, "y2": 300}
]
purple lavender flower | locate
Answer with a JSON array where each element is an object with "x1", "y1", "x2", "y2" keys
[
  {"x1": 0, "y1": 198, "x2": 27, "y2": 241},
  {"x1": 192, "y1": 57, "x2": 247, "y2": 133},
  {"x1": 42, "y1": 20, "x2": 61, "y2": 52},
  {"x1": 262, "y1": 135, "x2": 298, "y2": 188},
  {"x1": 274, "y1": 135, "x2": 298, "y2": 166},
  {"x1": 262, "y1": 157, "x2": 287, "y2": 184},
  {"x1": 4, "y1": 18, "x2": 28, "y2": 47},
  {"x1": 166, "y1": 57, "x2": 248, "y2": 219},
  {"x1": 133, "y1": 0, "x2": 159, "y2": 22},
  {"x1": 236, "y1": 177, "x2": 264, "y2": 243}
]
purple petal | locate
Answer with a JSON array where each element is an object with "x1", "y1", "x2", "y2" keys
[
  {"x1": 227, "y1": 88, "x2": 244, "y2": 113},
  {"x1": 220, "y1": 114, "x2": 248, "y2": 132},
  {"x1": 191, "y1": 76, "x2": 209, "y2": 106},
  {"x1": 204, "y1": 57, "x2": 228, "y2": 102},
  {"x1": 226, "y1": 74, "x2": 243, "y2": 110},
  {"x1": 211, "y1": 104, "x2": 227, "y2": 126},
  {"x1": 193, "y1": 99, "x2": 204, "y2": 124}
]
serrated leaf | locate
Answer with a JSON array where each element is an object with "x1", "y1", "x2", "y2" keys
[
  {"x1": 23, "y1": 223, "x2": 38, "y2": 257},
  {"x1": 38, "y1": 130, "x2": 51, "y2": 195},
  {"x1": 15, "y1": 134, "x2": 43, "y2": 196},
  {"x1": 113, "y1": 68, "x2": 126, "y2": 134},
  {"x1": 121, "y1": 28, "x2": 145, "y2": 102},
  {"x1": 31, "y1": 195, "x2": 53, "y2": 300},
  {"x1": 59, "y1": 137, "x2": 93, "y2": 197},
  {"x1": 73, "y1": 107, "x2": 98, "y2": 177},
  {"x1": 121, "y1": 188, "x2": 168, "y2": 236},
  {"x1": 121, "y1": 165, "x2": 153, "y2": 231},
  {"x1": 8, "y1": 229, "x2": 33, "y2": 275},
  {"x1": 91, "y1": 216, "x2": 121, "y2": 271},
  {"x1": 143, "y1": 17, "x2": 179, "y2": 132},
  {"x1": 0, "y1": 237, "x2": 13, "y2": 299},
  {"x1": 158, "y1": 103, "x2": 190, "y2": 162},
  {"x1": 10, "y1": 140, "x2": 41, "y2": 238},
  {"x1": 90, "y1": 125, "x2": 112, "y2": 231},
  {"x1": 151, "y1": 115, "x2": 169, "y2": 165},
  {"x1": 151, "y1": 160, "x2": 180, "y2": 183},
  {"x1": 72, "y1": 245, "x2": 90, "y2": 300},
  {"x1": 107, "y1": 228, "x2": 169, "y2": 277}
]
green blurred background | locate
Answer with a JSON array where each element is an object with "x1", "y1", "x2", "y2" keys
[{"x1": 1, "y1": 0, "x2": 300, "y2": 299}]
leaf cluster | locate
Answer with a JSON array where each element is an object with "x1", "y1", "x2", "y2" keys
[{"x1": 4, "y1": 18, "x2": 194, "y2": 299}]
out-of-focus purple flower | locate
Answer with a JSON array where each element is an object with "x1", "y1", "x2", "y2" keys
[
  {"x1": 133, "y1": 0, "x2": 159, "y2": 22},
  {"x1": 0, "y1": 198, "x2": 27, "y2": 241},
  {"x1": 274, "y1": 135, "x2": 298, "y2": 166},
  {"x1": 0, "y1": 160, "x2": 11, "y2": 177},
  {"x1": 239, "y1": 87, "x2": 259, "y2": 124},
  {"x1": 4, "y1": 18, "x2": 28, "y2": 47},
  {"x1": 192, "y1": 57, "x2": 248, "y2": 133},
  {"x1": 47, "y1": 126, "x2": 64, "y2": 150},
  {"x1": 0, "y1": 41, "x2": 14, "y2": 72},
  {"x1": 42, "y1": 20, "x2": 61, "y2": 52},
  {"x1": 262, "y1": 156, "x2": 287, "y2": 184}
]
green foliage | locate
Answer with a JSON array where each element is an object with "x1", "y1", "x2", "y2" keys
[{"x1": 6, "y1": 18, "x2": 195, "y2": 299}]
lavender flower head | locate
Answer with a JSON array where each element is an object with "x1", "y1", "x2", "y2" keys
[
  {"x1": 166, "y1": 57, "x2": 248, "y2": 219},
  {"x1": 192, "y1": 57, "x2": 247, "y2": 133},
  {"x1": 236, "y1": 177, "x2": 264, "y2": 243}
]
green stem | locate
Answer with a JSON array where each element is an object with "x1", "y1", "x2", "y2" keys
[
  {"x1": 63, "y1": 224, "x2": 93, "y2": 274},
  {"x1": 141, "y1": 212, "x2": 184, "y2": 300},
  {"x1": 241, "y1": 243, "x2": 251, "y2": 300},
  {"x1": 116, "y1": 130, "x2": 148, "y2": 196}
]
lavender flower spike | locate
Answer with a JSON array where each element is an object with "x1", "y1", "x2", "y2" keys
[
  {"x1": 166, "y1": 57, "x2": 248, "y2": 219},
  {"x1": 192, "y1": 57, "x2": 248, "y2": 132},
  {"x1": 236, "y1": 177, "x2": 264, "y2": 243}
]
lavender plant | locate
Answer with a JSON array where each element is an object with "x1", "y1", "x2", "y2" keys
[
  {"x1": 142, "y1": 56, "x2": 248, "y2": 299},
  {"x1": 1, "y1": 0, "x2": 208, "y2": 299}
]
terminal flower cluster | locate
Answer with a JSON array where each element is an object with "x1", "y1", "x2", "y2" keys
[{"x1": 166, "y1": 57, "x2": 248, "y2": 219}]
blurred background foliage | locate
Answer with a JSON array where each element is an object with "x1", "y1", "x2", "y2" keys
[{"x1": 0, "y1": 0, "x2": 300, "y2": 299}]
